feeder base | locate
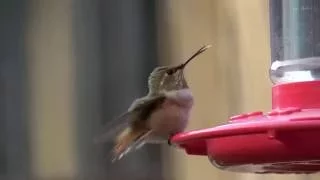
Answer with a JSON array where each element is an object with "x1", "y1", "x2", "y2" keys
[{"x1": 170, "y1": 81, "x2": 320, "y2": 174}]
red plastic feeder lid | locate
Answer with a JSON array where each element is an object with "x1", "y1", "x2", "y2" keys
[{"x1": 170, "y1": 81, "x2": 320, "y2": 174}]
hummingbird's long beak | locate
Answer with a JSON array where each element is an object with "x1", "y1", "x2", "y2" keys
[
  {"x1": 181, "y1": 44, "x2": 212, "y2": 69},
  {"x1": 168, "y1": 44, "x2": 212, "y2": 72}
]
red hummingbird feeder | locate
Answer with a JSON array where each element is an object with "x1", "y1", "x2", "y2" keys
[{"x1": 170, "y1": 0, "x2": 320, "y2": 174}]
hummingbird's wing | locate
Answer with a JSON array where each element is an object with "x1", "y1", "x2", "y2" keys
[
  {"x1": 94, "y1": 94, "x2": 166, "y2": 144},
  {"x1": 93, "y1": 111, "x2": 135, "y2": 143}
]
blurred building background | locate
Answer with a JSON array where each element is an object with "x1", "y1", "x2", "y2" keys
[{"x1": 0, "y1": 0, "x2": 319, "y2": 180}]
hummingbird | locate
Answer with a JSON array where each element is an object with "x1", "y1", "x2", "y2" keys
[{"x1": 94, "y1": 45, "x2": 212, "y2": 162}]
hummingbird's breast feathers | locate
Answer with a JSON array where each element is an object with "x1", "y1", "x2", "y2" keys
[{"x1": 164, "y1": 88, "x2": 194, "y2": 108}]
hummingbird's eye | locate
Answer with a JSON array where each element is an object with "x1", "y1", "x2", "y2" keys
[{"x1": 166, "y1": 69, "x2": 175, "y2": 75}]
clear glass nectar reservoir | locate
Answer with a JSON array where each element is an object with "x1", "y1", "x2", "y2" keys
[{"x1": 269, "y1": 0, "x2": 320, "y2": 84}]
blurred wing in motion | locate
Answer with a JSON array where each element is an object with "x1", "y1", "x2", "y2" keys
[
  {"x1": 93, "y1": 111, "x2": 136, "y2": 143},
  {"x1": 94, "y1": 94, "x2": 166, "y2": 144},
  {"x1": 111, "y1": 95, "x2": 167, "y2": 161}
]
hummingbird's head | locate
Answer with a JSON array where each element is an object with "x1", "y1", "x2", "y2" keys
[{"x1": 148, "y1": 45, "x2": 212, "y2": 95}]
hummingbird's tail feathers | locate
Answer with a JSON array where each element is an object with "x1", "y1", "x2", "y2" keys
[
  {"x1": 128, "y1": 130, "x2": 153, "y2": 151},
  {"x1": 111, "y1": 128, "x2": 152, "y2": 162},
  {"x1": 93, "y1": 111, "x2": 135, "y2": 144}
]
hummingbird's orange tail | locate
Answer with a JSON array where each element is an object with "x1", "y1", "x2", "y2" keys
[{"x1": 112, "y1": 128, "x2": 151, "y2": 162}]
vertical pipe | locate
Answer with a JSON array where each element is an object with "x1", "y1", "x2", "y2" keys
[{"x1": 26, "y1": 0, "x2": 77, "y2": 178}]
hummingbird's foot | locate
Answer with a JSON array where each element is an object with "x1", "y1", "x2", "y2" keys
[
  {"x1": 167, "y1": 133, "x2": 175, "y2": 146},
  {"x1": 168, "y1": 138, "x2": 179, "y2": 148}
]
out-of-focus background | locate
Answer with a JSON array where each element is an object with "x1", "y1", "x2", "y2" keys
[{"x1": 0, "y1": 0, "x2": 319, "y2": 180}]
